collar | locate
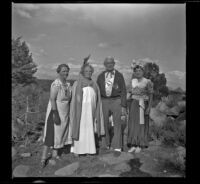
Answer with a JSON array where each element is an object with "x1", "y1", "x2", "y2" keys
[{"x1": 105, "y1": 70, "x2": 115, "y2": 76}]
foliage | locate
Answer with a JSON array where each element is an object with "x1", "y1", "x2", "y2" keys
[
  {"x1": 12, "y1": 37, "x2": 37, "y2": 86},
  {"x1": 149, "y1": 118, "x2": 186, "y2": 147},
  {"x1": 144, "y1": 63, "x2": 168, "y2": 100},
  {"x1": 12, "y1": 84, "x2": 43, "y2": 141}
]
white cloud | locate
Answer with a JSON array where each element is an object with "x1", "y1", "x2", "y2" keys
[
  {"x1": 166, "y1": 70, "x2": 186, "y2": 80},
  {"x1": 67, "y1": 57, "x2": 76, "y2": 62},
  {"x1": 30, "y1": 34, "x2": 47, "y2": 42},
  {"x1": 91, "y1": 63, "x2": 104, "y2": 69},
  {"x1": 98, "y1": 42, "x2": 123, "y2": 49},
  {"x1": 98, "y1": 42, "x2": 108, "y2": 48},
  {"x1": 165, "y1": 70, "x2": 186, "y2": 90},
  {"x1": 16, "y1": 9, "x2": 32, "y2": 18},
  {"x1": 12, "y1": 3, "x2": 40, "y2": 18},
  {"x1": 68, "y1": 63, "x2": 82, "y2": 69}
]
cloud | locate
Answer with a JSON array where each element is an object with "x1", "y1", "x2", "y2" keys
[
  {"x1": 26, "y1": 43, "x2": 47, "y2": 57},
  {"x1": 98, "y1": 42, "x2": 108, "y2": 48},
  {"x1": 68, "y1": 63, "x2": 82, "y2": 69},
  {"x1": 30, "y1": 34, "x2": 47, "y2": 42},
  {"x1": 12, "y1": 3, "x2": 40, "y2": 19},
  {"x1": 165, "y1": 70, "x2": 186, "y2": 90},
  {"x1": 98, "y1": 42, "x2": 123, "y2": 49},
  {"x1": 13, "y1": 4, "x2": 168, "y2": 27},
  {"x1": 16, "y1": 9, "x2": 32, "y2": 18},
  {"x1": 67, "y1": 57, "x2": 76, "y2": 62},
  {"x1": 166, "y1": 70, "x2": 186, "y2": 80}
]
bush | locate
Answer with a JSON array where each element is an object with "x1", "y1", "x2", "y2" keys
[
  {"x1": 149, "y1": 118, "x2": 186, "y2": 147},
  {"x1": 12, "y1": 83, "x2": 45, "y2": 144},
  {"x1": 164, "y1": 146, "x2": 185, "y2": 172}
]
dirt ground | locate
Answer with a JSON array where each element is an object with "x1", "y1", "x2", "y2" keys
[{"x1": 12, "y1": 139, "x2": 185, "y2": 178}]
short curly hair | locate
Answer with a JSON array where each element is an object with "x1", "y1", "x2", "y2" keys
[
  {"x1": 80, "y1": 63, "x2": 94, "y2": 75},
  {"x1": 56, "y1": 64, "x2": 70, "y2": 73}
]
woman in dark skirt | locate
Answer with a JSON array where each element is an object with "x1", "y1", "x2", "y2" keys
[
  {"x1": 40, "y1": 64, "x2": 72, "y2": 168},
  {"x1": 127, "y1": 60, "x2": 153, "y2": 153}
]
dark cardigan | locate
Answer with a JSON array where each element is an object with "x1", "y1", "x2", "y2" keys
[{"x1": 97, "y1": 70, "x2": 127, "y2": 108}]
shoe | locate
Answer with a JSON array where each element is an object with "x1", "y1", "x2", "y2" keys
[
  {"x1": 128, "y1": 146, "x2": 137, "y2": 153},
  {"x1": 114, "y1": 148, "x2": 121, "y2": 152},
  {"x1": 135, "y1": 147, "x2": 141, "y2": 153},
  {"x1": 40, "y1": 158, "x2": 47, "y2": 169}
]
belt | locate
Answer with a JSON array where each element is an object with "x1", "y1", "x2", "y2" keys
[{"x1": 101, "y1": 96, "x2": 121, "y2": 100}]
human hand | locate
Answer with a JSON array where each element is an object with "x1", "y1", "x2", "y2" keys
[
  {"x1": 52, "y1": 110, "x2": 61, "y2": 125},
  {"x1": 145, "y1": 107, "x2": 151, "y2": 115},
  {"x1": 121, "y1": 115, "x2": 126, "y2": 121},
  {"x1": 121, "y1": 107, "x2": 127, "y2": 116}
]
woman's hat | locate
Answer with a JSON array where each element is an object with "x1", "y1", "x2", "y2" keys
[{"x1": 131, "y1": 59, "x2": 145, "y2": 70}]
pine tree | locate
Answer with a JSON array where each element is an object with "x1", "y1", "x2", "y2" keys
[{"x1": 12, "y1": 37, "x2": 37, "y2": 86}]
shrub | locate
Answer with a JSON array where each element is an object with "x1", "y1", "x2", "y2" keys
[
  {"x1": 12, "y1": 83, "x2": 45, "y2": 145},
  {"x1": 149, "y1": 118, "x2": 186, "y2": 147}
]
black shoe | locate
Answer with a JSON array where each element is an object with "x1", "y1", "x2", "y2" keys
[{"x1": 40, "y1": 158, "x2": 48, "y2": 169}]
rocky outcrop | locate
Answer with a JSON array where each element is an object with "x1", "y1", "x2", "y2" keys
[
  {"x1": 99, "y1": 152, "x2": 134, "y2": 165},
  {"x1": 54, "y1": 162, "x2": 80, "y2": 176},
  {"x1": 13, "y1": 165, "x2": 30, "y2": 177}
]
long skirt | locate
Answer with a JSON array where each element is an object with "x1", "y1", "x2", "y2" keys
[
  {"x1": 71, "y1": 86, "x2": 97, "y2": 154},
  {"x1": 43, "y1": 100, "x2": 72, "y2": 149},
  {"x1": 127, "y1": 99, "x2": 150, "y2": 148}
]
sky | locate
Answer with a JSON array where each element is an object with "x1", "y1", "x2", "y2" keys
[{"x1": 12, "y1": 3, "x2": 186, "y2": 90}]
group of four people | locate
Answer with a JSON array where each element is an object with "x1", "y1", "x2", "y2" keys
[{"x1": 40, "y1": 56, "x2": 153, "y2": 168}]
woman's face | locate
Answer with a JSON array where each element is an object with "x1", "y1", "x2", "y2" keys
[
  {"x1": 134, "y1": 67, "x2": 144, "y2": 79},
  {"x1": 83, "y1": 66, "x2": 93, "y2": 79},
  {"x1": 59, "y1": 67, "x2": 69, "y2": 79}
]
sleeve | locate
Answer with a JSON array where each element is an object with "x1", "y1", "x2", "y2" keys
[
  {"x1": 147, "y1": 80, "x2": 154, "y2": 94},
  {"x1": 51, "y1": 80, "x2": 60, "y2": 90},
  {"x1": 50, "y1": 81, "x2": 60, "y2": 100},
  {"x1": 96, "y1": 74, "x2": 101, "y2": 88},
  {"x1": 120, "y1": 73, "x2": 127, "y2": 108}
]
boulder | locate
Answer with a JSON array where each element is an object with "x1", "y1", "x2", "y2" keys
[
  {"x1": 150, "y1": 108, "x2": 167, "y2": 127},
  {"x1": 156, "y1": 101, "x2": 170, "y2": 114},
  {"x1": 99, "y1": 152, "x2": 134, "y2": 165},
  {"x1": 55, "y1": 162, "x2": 79, "y2": 176},
  {"x1": 13, "y1": 165, "x2": 30, "y2": 177},
  {"x1": 167, "y1": 106, "x2": 180, "y2": 116},
  {"x1": 177, "y1": 101, "x2": 186, "y2": 112}
]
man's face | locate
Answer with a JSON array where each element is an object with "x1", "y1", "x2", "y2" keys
[{"x1": 104, "y1": 59, "x2": 115, "y2": 71}]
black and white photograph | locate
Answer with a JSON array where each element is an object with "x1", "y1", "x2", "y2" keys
[{"x1": 12, "y1": 3, "x2": 186, "y2": 178}]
